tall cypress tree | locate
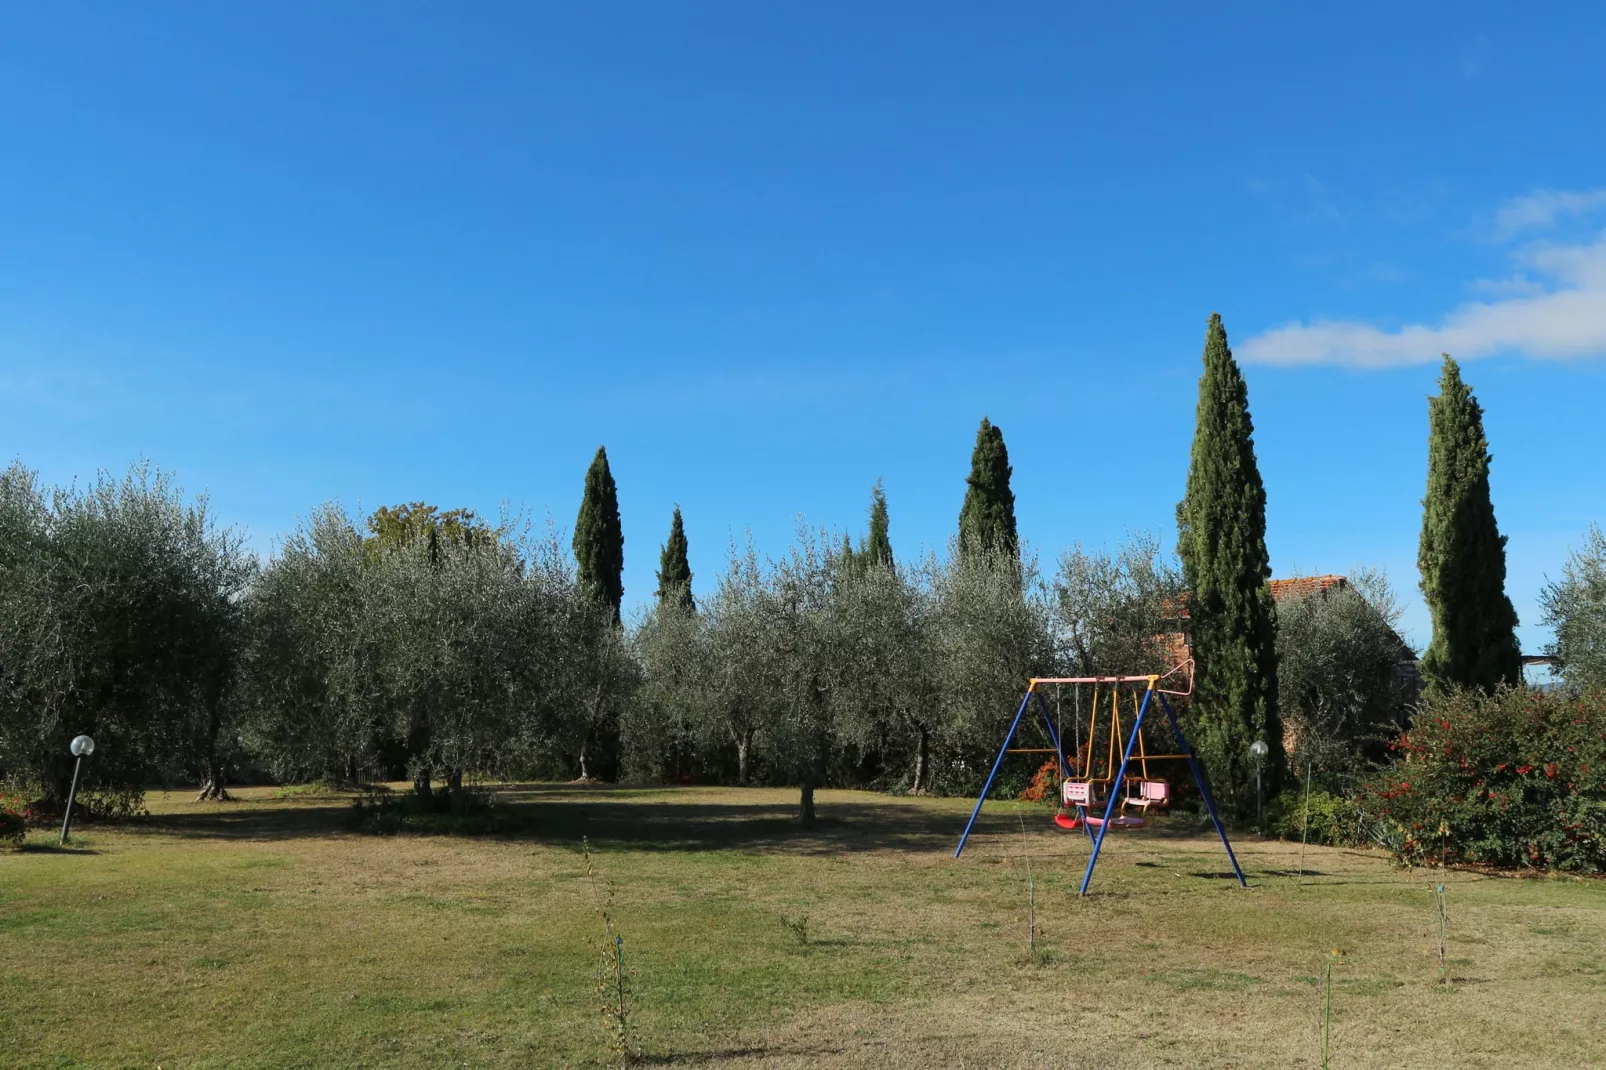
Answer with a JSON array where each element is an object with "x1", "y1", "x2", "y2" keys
[
  {"x1": 1176, "y1": 313, "x2": 1284, "y2": 814},
  {"x1": 958, "y1": 418, "x2": 1018, "y2": 561},
  {"x1": 574, "y1": 446, "x2": 624, "y2": 622},
  {"x1": 862, "y1": 480, "x2": 894, "y2": 570},
  {"x1": 1418, "y1": 355, "x2": 1521, "y2": 692},
  {"x1": 655, "y1": 506, "x2": 694, "y2": 613}
]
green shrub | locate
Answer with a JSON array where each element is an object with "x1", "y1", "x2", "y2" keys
[
  {"x1": 1356, "y1": 687, "x2": 1606, "y2": 872},
  {"x1": 1266, "y1": 789, "x2": 1367, "y2": 847},
  {"x1": 0, "y1": 791, "x2": 28, "y2": 849},
  {"x1": 347, "y1": 787, "x2": 520, "y2": 836}
]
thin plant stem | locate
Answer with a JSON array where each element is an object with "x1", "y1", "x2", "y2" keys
[
  {"x1": 1017, "y1": 811, "x2": 1036, "y2": 954},
  {"x1": 1298, "y1": 761, "x2": 1312, "y2": 886},
  {"x1": 613, "y1": 935, "x2": 628, "y2": 1043},
  {"x1": 1322, "y1": 948, "x2": 1343, "y2": 1069},
  {"x1": 1322, "y1": 959, "x2": 1332, "y2": 1069},
  {"x1": 1435, "y1": 882, "x2": 1449, "y2": 987}
]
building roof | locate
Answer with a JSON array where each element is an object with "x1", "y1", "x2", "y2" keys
[
  {"x1": 1267, "y1": 575, "x2": 1347, "y2": 601},
  {"x1": 1165, "y1": 575, "x2": 1350, "y2": 622}
]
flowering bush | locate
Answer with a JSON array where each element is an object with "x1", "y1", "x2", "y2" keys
[
  {"x1": 0, "y1": 792, "x2": 31, "y2": 849},
  {"x1": 1018, "y1": 759, "x2": 1061, "y2": 803},
  {"x1": 1358, "y1": 687, "x2": 1606, "y2": 872}
]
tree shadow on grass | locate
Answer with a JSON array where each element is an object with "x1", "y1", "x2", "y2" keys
[
  {"x1": 133, "y1": 800, "x2": 354, "y2": 841},
  {"x1": 136, "y1": 785, "x2": 973, "y2": 856}
]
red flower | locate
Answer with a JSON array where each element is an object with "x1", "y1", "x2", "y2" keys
[
  {"x1": 1517, "y1": 765, "x2": 1533, "y2": 775},
  {"x1": 1545, "y1": 763, "x2": 1557, "y2": 778}
]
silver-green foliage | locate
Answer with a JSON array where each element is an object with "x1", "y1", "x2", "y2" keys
[
  {"x1": 240, "y1": 507, "x2": 621, "y2": 790},
  {"x1": 1542, "y1": 524, "x2": 1606, "y2": 694},
  {"x1": 921, "y1": 543, "x2": 1054, "y2": 791},
  {"x1": 1275, "y1": 569, "x2": 1415, "y2": 777},
  {"x1": 1051, "y1": 533, "x2": 1183, "y2": 678},
  {"x1": 644, "y1": 529, "x2": 1049, "y2": 809},
  {"x1": 0, "y1": 462, "x2": 253, "y2": 808}
]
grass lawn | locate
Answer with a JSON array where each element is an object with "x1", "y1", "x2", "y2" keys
[{"x1": 2, "y1": 784, "x2": 1604, "y2": 1068}]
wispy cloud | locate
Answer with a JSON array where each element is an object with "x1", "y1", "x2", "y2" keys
[
  {"x1": 1493, "y1": 188, "x2": 1606, "y2": 241},
  {"x1": 1302, "y1": 173, "x2": 1346, "y2": 224},
  {"x1": 1240, "y1": 190, "x2": 1606, "y2": 368}
]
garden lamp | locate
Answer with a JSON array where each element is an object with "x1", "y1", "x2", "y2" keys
[
  {"x1": 1249, "y1": 739, "x2": 1269, "y2": 835},
  {"x1": 59, "y1": 734, "x2": 95, "y2": 845}
]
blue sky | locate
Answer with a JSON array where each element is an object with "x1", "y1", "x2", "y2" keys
[{"x1": 3, "y1": 3, "x2": 1603, "y2": 654}]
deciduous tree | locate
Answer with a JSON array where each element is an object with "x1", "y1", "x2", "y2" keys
[{"x1": 1541, "y1": 524, "x2": 1606, "y2": 694}]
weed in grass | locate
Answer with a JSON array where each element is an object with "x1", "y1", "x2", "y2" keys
[
  {"x1": 1433, "y1": 880, "x2": 1451, "y2": 987},
  {"x1": 582, "y1": 836, "x2": 637, "y2": 1066},
  {"x1": 1322, "y1": 947, "x2": 1344, "y2": 1069},
  {"x1": 1297, "y1": 761, "x2": 1312, "y2": 885},
  {"x1": 1016, "y1": 812, "x2": 1038, "y2": 955},
  {"x1": 777, "y1": 912, "x2": 811, "y2": 948}
]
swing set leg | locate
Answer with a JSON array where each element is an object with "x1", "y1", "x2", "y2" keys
[
  {"x1": 1078, "y1": 688, "x2": 1154, "y2": 895},
  {"x1": 955, "y1": 687, "x2": 1076, "y2": 859},
  {"x1": 1158, "y1": 693, "x2": 1246, "y2": 887},
  {"x1": 953, "y1": 690, "x2": 1033, "y2": 859},
  {"x1": 1077, "y1": 690, "x2": 1249, "y2": 894}
]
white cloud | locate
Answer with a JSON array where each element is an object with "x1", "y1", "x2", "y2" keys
[
  {"x1": 1468, "y1": 275, "x2": 1545, "y2": 299},
  {"x1": 1493, "y1": 188, "x2": 1606, "y2": 241},
  {"x1": 1240, "y1": 230, "x2": 1606, "y2": 368}
]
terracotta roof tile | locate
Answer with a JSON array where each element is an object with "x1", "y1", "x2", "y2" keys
[{"x1": 1267, "y1": 575, "x2": 1347, "y2": 600}]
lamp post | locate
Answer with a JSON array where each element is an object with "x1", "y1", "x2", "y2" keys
[
  {"x1": 1249, "y1": 739, "x2": 1269, "y2": 836},
  {"x1": 59, "y1": 734, "x2": 95, "y2": 845}
]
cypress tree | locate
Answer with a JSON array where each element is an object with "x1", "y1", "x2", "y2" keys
[
  {"x1": 655, "y1": 506, "x2": 695, "y2": 613},
  {"x1": 574, "y1": 446, "x2": 624, "y2": 622},
  {"x1": 958, "y1": 418, "x2": 1018, "y2": 561},
  {"x1": 1418, "y1": 354, "x2": 1521, "y2": 692},
  {"x1": 864, "y1": 480, "x2": 893, "y2": 570},
  {"x1": 1176, "y1": 313, "x2": 1284, "y2": 814}
]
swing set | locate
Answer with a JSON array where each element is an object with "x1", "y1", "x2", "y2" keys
[{"x1": 952, "y1": 660, "x2": 1245, "y2": 895}]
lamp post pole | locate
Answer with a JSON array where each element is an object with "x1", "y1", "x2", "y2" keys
[
  {"x1": 1249, "y1": 739, "x2": 1269, "y2": 837},
  {"x1": 59, "y1": 735, "x2": 96, "y2": 846}
]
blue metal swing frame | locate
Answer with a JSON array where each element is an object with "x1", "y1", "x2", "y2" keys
[{"x1": 952, "y1": 678, "x2": 1247, "y2": 896}]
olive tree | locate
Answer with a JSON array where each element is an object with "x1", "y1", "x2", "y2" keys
[
  {"x1": 625, "y1": 598, "x2": 705, "y2": 784},
  {"x1": 239, "y1": 505, "x2": 391, "y2": 786},
  {"x1": 922, "y1": 544, "x2": 1054, "y2": 793},
  {"x1": 1052, "y1": 533, "x2": 1184, "y2": 678},
  {"x1": 1542, "y1": 524, "x2": 1606, "y2": 694},
  {"x1": 696, "y1": 544, "x2": 773, "y2": 785},
  {"x1": 0, "y1": 463, "x2": 252, "y2": 811},
  {"x1": 1276, "y1": 569, "x2": 1417, "y2": 777}
]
